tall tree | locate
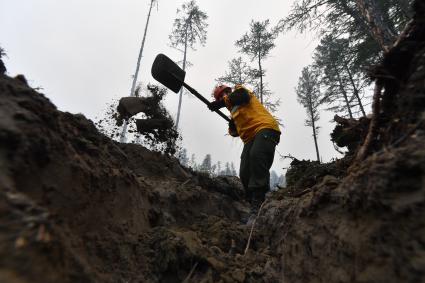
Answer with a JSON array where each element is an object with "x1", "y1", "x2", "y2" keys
[
  {"x1": 169, "y1": 0, "x2": 208, "y2": 128},
  {"x1": 216, "y1": 57, "x2": 256, "y2": 87},
  {"x1": 189, "y1": 153, "x2": 197, "y2": 170},
  {"x1": 120, "y1": 0, "x2": 158, "y2": 143},
  {"x1": 199, "y1": 154, "x2": 212, "y2": 174},
  {"x1": 177, "y1": 147, "x2": 189, "y2": 167},
  {"x1": 223, "y1": 162, "x2": 232, "y2": 176},
  {"x1": 216, "y1": 161, "x2": 222, "y2": 176},
  {"x1": 296, "y1": 67, "x2": 321, "y2": 162},
  {"x1": 216, "y1": 56, "x2": 281, "y2": 114},
  {"x1": 235, "y1": 20, "x2": 280, "y2": 104},
  {"x1": 230, "y1": 162, "x2": 237, "y2": 176},
  {"x1": 314, "y1": 35, "x2": 368, "y2": 118},
  {"x1": 278, "y1": 0, "x2": 413, "y2": 75}
]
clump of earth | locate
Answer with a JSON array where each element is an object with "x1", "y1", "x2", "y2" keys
[{"x1": 96, "y1": 84, "x2": 179, "y2": 155}]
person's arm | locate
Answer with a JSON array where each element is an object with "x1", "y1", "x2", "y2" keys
[
  {"x1": 227, "y1": 88, "x2": 250, "y2": 106},
  {"x1": 228, "y1": 119, "x2": 239, "y2": 137}
]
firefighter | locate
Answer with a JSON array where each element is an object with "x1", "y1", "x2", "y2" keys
[{"x1": 208, "y1": 84, "x2": 281, "y2": 206}]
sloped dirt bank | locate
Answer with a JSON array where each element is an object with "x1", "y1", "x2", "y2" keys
[
  {"x1": 0, "y1": 73, "x2": 278, "y2": 282},
  {"x1": 255, "y1": 2, "x2": 425, "y2": 282}
]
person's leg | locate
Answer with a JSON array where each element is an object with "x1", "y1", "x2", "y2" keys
[
  {"x1": 240, "y1": 141, "x2": 253, "y2": 198},
  {"x1": 248, "y1": 129, "x2": 280, "y2": 202}
]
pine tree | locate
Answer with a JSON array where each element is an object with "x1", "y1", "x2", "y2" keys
[
  {"x1": 217, "y1": 57, "x2": 281, "y2": 115},
  {"x1": 278, "y1": 0, "x2": 413, "y2": 68},
  {"x1": 224, "y1": 162, "x2": 232, "y2": 176},
  {"x1": 211, "y1": 164, "x2": 217, "y2": 176},
  {"x1": 216, "y1": 57, "x2": 256, "y2": 87},
  {"x1": 189, "y1": 153, "x2": 197, "y2": 170},
  {"x1": 235, "y1": 20, "x2": 280, "y2": 105},
  {"x1": 296, "y1": 66, "x2": 321, "y2": 162},
  {"x1": 314, "y1": 35, "x2": 368, "y2": 118},
  {"x1": 177, "y1": 147, "x2": 189, "y2": 167},
  {"x1": 230, "y1": 162, "x2": 237, "y2": 176},
  {"x1": 216, "y1": 161, "x2": 222, "y2": 176},
  {"x1": 200, "y1": 154, "x2": 212, "y2": 174},
  {"x1": 169, "y1": 0, "x2": 208, "y2": 128}
]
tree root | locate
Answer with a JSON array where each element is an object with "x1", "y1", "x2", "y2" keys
[{"x1": 353, "y1": 81, "x2": 383, "y2": 163}]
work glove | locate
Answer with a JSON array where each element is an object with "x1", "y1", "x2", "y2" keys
[
  {"x1": 208, "y1": 99, "x2": 225, "y2": 111},
  {"x1": 228, "y1": 119, "x2": 239, "y2": 137}
]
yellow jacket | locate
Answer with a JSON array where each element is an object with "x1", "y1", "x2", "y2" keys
[{"x1": 223, "y1": 85, "x2": 280, "y2": 143}]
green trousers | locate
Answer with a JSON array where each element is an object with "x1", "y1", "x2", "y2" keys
[{"x1": 240, "y1": 128, "x2": 280, "y2": 202}]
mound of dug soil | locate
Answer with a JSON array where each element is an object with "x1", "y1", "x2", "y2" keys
[
  {"x1": 1, "y1": 2, "x2": 425, "y2": 282},
  {"x1": 0, "y1": 72, "x2": 277, "y2": 282}
]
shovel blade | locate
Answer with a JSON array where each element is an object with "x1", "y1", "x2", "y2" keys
[{"x1": 151, "y1": 54, "x2": 186, "y2": 93}]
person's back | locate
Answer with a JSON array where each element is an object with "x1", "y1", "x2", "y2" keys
[{"x1": 222, "y1": 85, "x2": 279, "y2": 144}]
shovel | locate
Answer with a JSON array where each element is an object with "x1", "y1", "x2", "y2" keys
[{"x1": 151, "y1": 54, "x2": 230, "y2": 122}]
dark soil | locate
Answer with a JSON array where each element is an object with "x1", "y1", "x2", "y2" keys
[
  {"x1": 331, "y1": 115, "x2": 370, "y2": 155},
  {"x1": 0, "y1": 1, "x2": 424, "y2": 282}
]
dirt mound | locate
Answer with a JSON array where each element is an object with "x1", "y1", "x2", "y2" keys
[
  {"x1": 257, "y1": 2, "x2": 425, "y2": 282},
  {"x1": 0, "y1": 1, "x2": 424, "y2": 282},
  {"x1": 0, "y1": 72, "x2": 278, "y2": 282}
]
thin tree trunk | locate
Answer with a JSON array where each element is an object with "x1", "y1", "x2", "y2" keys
[
  {"x1": 258, "y1": 55, "x2": 263, "y2": 104},
  {"x1": 120, "y1": 0, "x2": 155, "y2": 143},
  {"x1": 343, "y1": 62, "x2": 366, "y2": 117},
  {"x1": 308, "y1": 94, "x2": 320, "y2": 162},
  {"x1": 312, "y1": 119, "x2": 320, "y2": 162},
  {"x1": 335, "y1": 71, "x2": 354, "y2": 118},
  {"x1": 355, "y1": 0, "x2": 396, "y2": 52},
  {"x1": 257, "y1": 36, "x2": 264, "y2": 104},
  {"x1": 175, "y1": 23, "x2": 189, "y2": 129},
  {"x1": 238, "y1": 68, "x2": 242, "y2": 84}
]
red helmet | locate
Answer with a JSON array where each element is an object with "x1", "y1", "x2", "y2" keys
[{"x1": 213, "y1": 84, "x2": 231, "y2": 101}]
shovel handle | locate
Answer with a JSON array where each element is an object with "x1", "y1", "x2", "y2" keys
[{"x1": 182, "y1": 82, "x2": 231, "y2": 122}]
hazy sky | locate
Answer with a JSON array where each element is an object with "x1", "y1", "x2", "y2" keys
[{"x1": 1, "y1": 0, "x2": 357, "y2": 174}]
